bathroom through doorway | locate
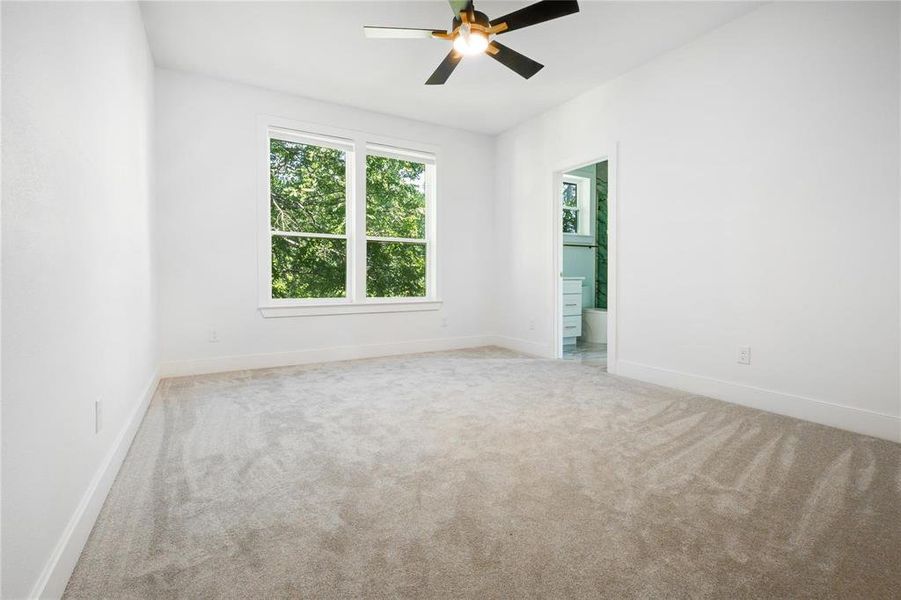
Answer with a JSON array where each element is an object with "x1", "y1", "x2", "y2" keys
[{"x1": 557, "y1": 158, "x2": 610, "y2": 369}]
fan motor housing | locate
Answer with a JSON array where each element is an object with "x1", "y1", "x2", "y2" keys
[{"x1": 453, "y1": 10, "x2": 491, "y2": 32}]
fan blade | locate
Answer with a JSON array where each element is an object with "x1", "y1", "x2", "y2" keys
[
  {"x1": 363, "y1": 26, "x2": 443, "y2": 39},
  {"x1": 487, "y1": 41, "x2": 544, "y2": 79},
  {"x1": 490, "y1": 0, "x2": 579, "y2": 34},
  {"x1": 448, "y1": 0, "x2": 473, "y2": 16},
  {"x1": 425, "y1": 49, "x2": 464, "y2": 85}
]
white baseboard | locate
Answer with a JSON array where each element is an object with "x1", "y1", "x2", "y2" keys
[
  {"x1": 488, "y1": 335, "x2": 555, "y2": 358},
  {"x1": 616, "y1": 360, "x2": 901, "y2": 443},
  {"x1": 30, "y1": 370, "x2": 161, "y2": 600},
  {"x1": 160, "y1": 335, "x2": 497, "y2": 377}
]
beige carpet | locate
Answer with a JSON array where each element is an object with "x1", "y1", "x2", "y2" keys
[{"x1": 65, "y1": 347, "x2": 901, "y2": 599}]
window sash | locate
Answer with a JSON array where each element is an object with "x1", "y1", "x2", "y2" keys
[
  {"x1": 562, "y1": 207, "x2": 580, "y2": 233},
  {"x1": 366, "y1": 236, "x2": 426, "y2": 244},
  {"x1": 263, "y1": 122, "x2": 437, "y2": 307},
  {"x1": 269, "y1": 127, "x2": 354, "y2": 153},
  {"x1": 270, "y1": 233, "x2": 348, "y2": 301},
  {"x1": 269, "y1": 131, "x2": 354, "y2": 302},
  {"x1": 562, "y1": 182, "x2": 579, "y2": 208},
  {"x1": 272, "y1": 230, "x2": 348, "y2": 240},
  {"x1": 562, "y1": 175, "x2": 591, "y2": 237},
  {"x1": 365, "y1": 239, "x2": 428, "y2": 299},
  {"x1": 364, "y1": 152, "x2": 428, "y2": 241},
  {"x1": 366, "y1": 143, "x2": 436, "y2": 165},
  {"x1": 269, "y1": 136, "x2": 350, "y2": 237},
  {"x1": 364, "y1": 159, "x2": 432, "y2": 299}
]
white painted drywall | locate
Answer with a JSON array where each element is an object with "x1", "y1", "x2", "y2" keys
[
  {"x1": 495, "y1": 2, "x2": 901, "y2": 440},
  {"x1": 1, "y1": 2, "x2": 157, "y2": 597},
  {"x1": 155, "y1": 70, "x2": 496, "y2": 374},
  {"x1": 138, "y1": 1, "x2": 764, "y2": 135}
]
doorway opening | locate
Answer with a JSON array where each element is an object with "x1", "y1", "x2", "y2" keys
[{"x1": 554, "y1": 157, "x2": 614, "y2": 370}]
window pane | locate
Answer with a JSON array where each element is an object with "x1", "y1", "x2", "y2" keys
[
  {"x1": 563, "y1": 208, "x2": 578, "y2": 233},
  {"x1": 272, "y1": 235, "x2": 346, "y2": 299},
  {"x1": 366, "y1": 155, "x2": 426, "y2": 239},
  {"x1": 367, "y1": 241, "x2": 426, "y2": 298},
  {"x1": 270, "y1": 139, "x2": 345, "y2": 235},
  {"x1": 562, "y1": 182, "x2": 578, "y2": 207}
]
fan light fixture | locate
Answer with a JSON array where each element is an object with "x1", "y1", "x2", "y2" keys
[
  {"x1": 453, "y1": 24, "x2": 489, "y2": 55},
  {"x1": 363, "y1": 0, "x2": 580, "y2": 85}
]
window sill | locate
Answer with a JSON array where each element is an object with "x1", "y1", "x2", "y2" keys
[{"x1": 259, "y1": 300, "x2": 442, "y2": 318}]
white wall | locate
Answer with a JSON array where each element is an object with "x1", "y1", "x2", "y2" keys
[
  {"x1": 1, "y1": 2, "x2": 157, "y2": 598},
  {"x1": 155, "y1": 70, "x2": 496, "y2": 375},
  {"x1": 495, "y1": 2, "x2": 901, "y2": 442},
  {"x1": 2, "y1": 6, "x2": 898, "y2": 598}
]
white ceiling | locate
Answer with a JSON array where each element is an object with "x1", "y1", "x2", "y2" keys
[{"x1": 140, "y1": 1, "x2": 761, "y2": 134}]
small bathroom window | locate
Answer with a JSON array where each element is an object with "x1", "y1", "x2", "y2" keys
[
  {"x1": 562, "y1": 181, "x2": 579, "y2": 233},
  {"x1": 561, "y1": 174, "x2": 591, "y2": 236}
]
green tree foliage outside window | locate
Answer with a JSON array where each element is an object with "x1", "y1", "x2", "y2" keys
[
  {"x1": 270, "y1": 139, "x2": 346, "y2": 235},
  {"x1": 562, "y1": 181, "x2": 578, "y2": 233},
  {"x1": 366, "y1": 155, "x2": 427, "y2": 297},
  {"x1": 272, "y1": 235, "x2": 346, "y2": 299},
  {"x1": 367, "y1": 242, "x2": 426, "y2": 298},
  {"x1": 269, "y1": 138, "x2": 429, "y2": 300},
  {"x1": 270, "y1": 139, "x2": 347, "y2": 298}
]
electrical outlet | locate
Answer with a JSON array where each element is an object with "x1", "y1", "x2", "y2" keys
[
  {"x1": 441, "y1": 317, "x2": 448, "y2": 328},
  {"x1": 529, "y1": 319, "x2": 535, "y2": 331},
  {"x1": 94, "y1": 399, "x2": 102, "y2": 434},
  {"x1": 208, "y1": 329, "x2": 219, "y2": 343},
  {"x1": 737, "y1": 346, "x2": 751, "y2": 365}
]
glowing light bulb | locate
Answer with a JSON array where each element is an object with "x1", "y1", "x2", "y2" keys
[{"x1": 453, "y1": 24, "x2": 489, "y2": 56}]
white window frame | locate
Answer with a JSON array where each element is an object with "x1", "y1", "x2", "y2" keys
[
  {"x1": 258, "y1": 117, "x2": 440, "y2": 318},
  {"x1": 364, "y1": 143, "x2": 436, "y2": 303},
  {"x1": 562, "y1": 174, "x2": 591, "y2": 238}
]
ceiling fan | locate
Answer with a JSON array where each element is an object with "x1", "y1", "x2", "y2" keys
[{"x1": 363, "y1": 0, "x2": 580, "y2": 85}]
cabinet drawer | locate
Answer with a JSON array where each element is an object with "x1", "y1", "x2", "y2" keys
[
  {"x1": 563, "y1": 315, "x2": 582, "y2": 337},
  {"x1": 562, "y1": 293, "x2": 582, "y2": 316},
  {"x1": 563, "y1": 279, "x2": 582, "y2": 295}
]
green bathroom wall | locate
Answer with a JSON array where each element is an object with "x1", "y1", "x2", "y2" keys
[{"x1": 596, "y1": 161, "x2": 608, "y2": 310}]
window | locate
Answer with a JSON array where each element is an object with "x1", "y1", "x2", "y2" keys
[
  {"x1": 366, "y1": 153, "x2": 427, "y2": 298},
  {"x1": 269, "y1": 137, "x2": 351, "y2": 300},
  {"x1": 562, "y1": 181, "x2": 579, "y2": 233},
  {"x1": 562, "y1": 174, "x2": 591, "y2": 236},
  {"x1": 260, "y1": 122, "x2": 437, "y2": 316}
]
